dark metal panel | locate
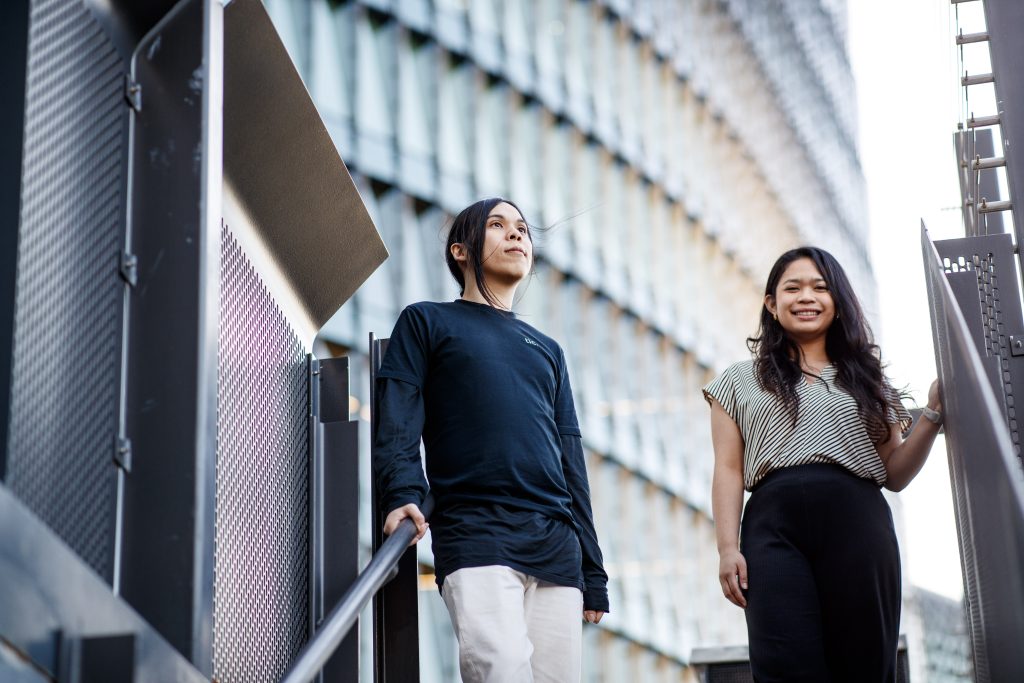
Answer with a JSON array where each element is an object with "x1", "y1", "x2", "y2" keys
[
  {"x1": 223, "y1": 0, "x2": 387, "y2": 342},
  {"x1": 945, "y1": 271, "x2": 1004, "y2": 419},
  {"x1": 0, "y1": 0, "x2": 30, "y2": 479},
  {"x1": 923, "y1": 224, "x2": 1024, "y2": 683},
  {"x1": 82, "y1": 0, "x2": 183, "y2": 62},
  {"x1": 62, "y1": 634, "x2": 136, "y2": 683},
  {"x1": 213, "y1": 222, "x2": 311, "y2": 683},
  {"x1": 6, "y1": 0, "x2": 129, "y2": 582},
  {"x1": 118, "y1": 0, "x2": 216, "y2": 668},
  {"x1": 370, "y1": 335, "x2": 422, "y2": 683},
  {"x1": 0, "y1": 483, "x2": 208, "y2": 683},
  {"x1": 315, "y1": 356, "x2": 361, "y2": 682},
  {"x1": 933, "y1": 233, "x2": 1024, "y2": 460},
  {"x1": 981, "y1": 0, "x2": 1024, "y2": 250}
]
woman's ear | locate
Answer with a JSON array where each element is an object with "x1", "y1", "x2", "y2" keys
[
  {"x1": 450, "y1": 242, "x2": 468, "y2": 265},
  {"x1": 763, "y1": 294, "x2": 776, "y2": 317}
]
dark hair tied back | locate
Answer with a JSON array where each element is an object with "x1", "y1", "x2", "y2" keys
[{"x1": 444, "y1": 197, "x2": 530, "y2": 308}]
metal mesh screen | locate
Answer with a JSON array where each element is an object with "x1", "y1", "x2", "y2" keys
[
  {"x1": 5, "y1": 0, "x2": 126, "y2": 581},
  {"x1": 940, "y1": 246, "x2": 1023, "y2": 460},
  {"x1": 214, "y1": 223, "x2": 310, "y2": 683}
]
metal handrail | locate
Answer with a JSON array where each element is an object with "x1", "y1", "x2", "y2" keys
[{"x1": 280, "y1": 493, "x2": 435, "y2": 683}]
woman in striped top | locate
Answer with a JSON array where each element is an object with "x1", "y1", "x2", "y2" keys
[{"x1": 704, "y1": 246, "x2": 942, "y2": 683}]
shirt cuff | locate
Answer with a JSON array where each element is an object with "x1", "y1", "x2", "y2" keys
[{"x1": 582, "y1": 585, "x2": 610, "y2": 613}]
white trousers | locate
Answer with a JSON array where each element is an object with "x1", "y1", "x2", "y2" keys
[{"x1": 441, "y1": 565, "x2": 583, "y2": 683}]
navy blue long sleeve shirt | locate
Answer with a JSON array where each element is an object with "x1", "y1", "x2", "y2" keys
[{"x1": 373, "y1": 300, "x2": 610, "y2": 612}]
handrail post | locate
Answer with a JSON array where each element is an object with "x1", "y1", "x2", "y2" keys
[
  {"x1": 280, "y1": 495, "x2": 434, "y2": 683},
  {"x1": 370, "y1": 334, "x2": 425, "y2": 683}
]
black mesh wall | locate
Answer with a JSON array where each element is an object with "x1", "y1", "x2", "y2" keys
[
  {"x1": 214, "y1": 223, "x2": 311, "y2": 683},
  {"x1": 5, "y1": 0, "x2": 127, "y2": 582}
]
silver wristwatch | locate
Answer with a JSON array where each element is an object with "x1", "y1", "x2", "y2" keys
[{"x1": 921, "y1": 406, "x2": 943, "y2": 425}]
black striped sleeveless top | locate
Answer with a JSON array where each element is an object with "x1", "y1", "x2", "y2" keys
[{"x1": 703, "y1": 359, "x2": 912, "y2": 491}]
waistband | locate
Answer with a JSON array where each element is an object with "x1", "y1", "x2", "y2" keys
[{"x1": 751, "y1": 462, "x2": 876, "y2": 494}]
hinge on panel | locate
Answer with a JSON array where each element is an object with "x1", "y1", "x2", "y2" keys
[
  {"x1": 113, "y1": 437, "x2": 132, "y2": 473},
  {"x1": 124, "y1": 74, "x2": 142, "y2": 111},
  {"x1": 119, "y1": 250, "x2": 137, "y2": 287}
]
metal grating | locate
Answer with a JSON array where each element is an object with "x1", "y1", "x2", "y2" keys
[
  {"x1": 926, "y1": 226, "x2": 1024, "y2": 683},
  {"x1": 5, "y1": 0, "x2": 126, "y2": 581},
  {"x1": 214, "y1": 223, "x2": 310, "y2": 683},
  {"x1": 941, "y1": 251, "x2": 1022, "y2": 456}
]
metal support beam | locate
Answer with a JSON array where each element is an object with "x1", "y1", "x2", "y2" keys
[
  {"x1": 311, "y1": 356, "x2": 362, "y2": 682},
  {"x1": 962, "y1": 73, "x2": 995, "y2": 86},
  {"x1": 968, "y1": 114, "x2": 1001, "y2": 128},
  {"x1": 0, "y1": 0, "x2": 29, "y2": 479},
  {"x1": 982, "y1": 0, "x2": 1024, "y2": 284},
  {"x1": 954, "y1": 129, "x2": 979, "y2": 236},
  {"x1": 973, "y1": 156, "x2": 1007, "y2": 170},
  {"x1": 980, "y1": 199, "x2": 1013, "y2": 213},
  {"x1": 957, "y1": 31, "x2": 989, "y2": 45}
]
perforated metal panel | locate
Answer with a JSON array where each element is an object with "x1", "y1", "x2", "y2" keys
[
  {"x1": 938, "y1": 234, "x2": 1024, "y2": 460},
  {"x1": 214, "y1": 223, "x2": 310, "y2": 683},
  {"x1": 5, "y1": 0, "x2": 126, "y2": 581}
]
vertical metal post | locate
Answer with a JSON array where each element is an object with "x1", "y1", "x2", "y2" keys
[
  {"x1": 312, "y1": 356, "x2": 361, "y2": 681},
  {"x1": 119, "y1": 0, "x2": 219, "y2": 670},
  {"x1": 974, "y1": 128, "x2": 1005, "y2": 235},
  {"x1": 0, "y1": 0, "x2": 30, "y2": 479},
  {"x1": 370, "y1": 334, "x2": 422, "y2": 683},
  {"x1": 980, "y1": 0, "x2": 1024, "y2": 279}
]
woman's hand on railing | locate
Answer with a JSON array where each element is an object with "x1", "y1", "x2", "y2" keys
[{"x1": 383, "y1": 503, "x2": 428, "y2": 545}]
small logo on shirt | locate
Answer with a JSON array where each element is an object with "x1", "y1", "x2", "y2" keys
[{"x1": 523, "y1": 336, "x2": 540, "y2": 347}]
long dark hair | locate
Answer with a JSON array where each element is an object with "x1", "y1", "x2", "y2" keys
[
  {"x1": 748, "y1": 246, "x2": 895, "y2": 443},
  {"x1": 444, "y1": 197, "x2": 532, "y2": 308}
]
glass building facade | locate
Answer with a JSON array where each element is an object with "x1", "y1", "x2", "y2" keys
[{"x1": 263, "y1": 0, "x2": 875, "y2": 679}]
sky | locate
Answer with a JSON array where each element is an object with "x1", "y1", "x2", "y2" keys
[{"x1": 848, "y1": 0, "x2": 1003, "y2": 600}]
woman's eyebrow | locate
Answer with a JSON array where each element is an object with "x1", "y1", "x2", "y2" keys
[{"x1": 487, "y1": 214, "x2": 527, "y2": 226}]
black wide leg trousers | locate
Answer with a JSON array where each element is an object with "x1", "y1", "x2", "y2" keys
[{"x1": 740, "y1": 464, "x2": 901, "y2": 683}]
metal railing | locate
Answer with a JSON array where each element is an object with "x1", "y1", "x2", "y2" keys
[
  {"x1": 922, "y1": 223, "x2": 1024, "y2": 683},
  {"x1": 281, "y1": 493, "x2": 434, "y2": 683}
]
